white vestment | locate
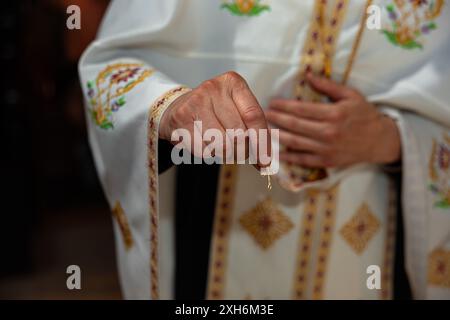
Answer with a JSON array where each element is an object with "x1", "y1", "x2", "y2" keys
[{"x1": 79, "y1": 0, "x2": 450, "y2": 299}]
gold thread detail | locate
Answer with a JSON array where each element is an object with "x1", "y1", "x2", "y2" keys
[
  {"x1": 428, "y1": 248, "x2": 450, "y2": 288},
  {"x1": 112, "y1": 201, "x2": 134, "y2": 250},
  {"x1": 340, "y1": 202, "x2": 381, "y2": 255},
  {"x1": 147, "y1": 86, "x2": 191, "y2": 299},
  {"x1": 381, "y1": 179, "x2": 397, "y2": 300},
  {"x1": 239, "y1": 197, "x2": 294, "y2": 250},
  {"x1": 312, "y1": 184, "x2": 340, "y2": 300},
  {"x1": 87, "y1": 63, "x2": 154, "y2": 129},
  {"x1": 282, "y1": 0, "x2": 350, "y2": 189},
  {"x1": 342, "y1": 0, "x2": 373, "y2": 85},
  {"x1": 293, "y1": 189, "x2": 320, "y2": 299}
]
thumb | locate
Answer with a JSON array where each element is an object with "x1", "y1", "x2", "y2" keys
[{"x1": 306, "y1": 73, "x2": 354, "y2": 101}]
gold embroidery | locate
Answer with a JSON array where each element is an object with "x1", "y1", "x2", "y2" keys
[
  {"x1": 380, "y1": 180, "x2": 397, "y2": 300},
  {"x1": 87, "y1": 63, "x2": 154, "y2": 129},
  {"x1": 147, "y1": 86, "x2": 191, "y2": 300},
  {"x1": 382, "y1": 0, "x2": 444, "y2": 50},
  {"x1": 312, "y1": 184, "x2": 340, "y2": 299},
  {"x1": 206, "y1": 0, "x2": 375, "y2": 299},
  {"x1": 207, "y1": 165, "x2": 238, "y2": 300},
  {"x1": 282, "y1": 0, "x2": 350, "y2": 189},
  {"x1": 239, "y1": 197, "x2": 294, "y2": 250},
  {"x1": 429, "y1": 139, "x2": 439, "y2": 181},
  {"x1": 293, "y1": 189, "x2": 320, "y2": 299},
  {"x1": 342, "y1": 0, "x2": 373, "y2": 84},
  {"x1": 444, "y1": 133, "x2": 450, "y2": 145},
  {"x1": 428, "y1": 132, "x2": 450, "y2": 209},
  {"x1": 428, "y1": 248, "x2": 450, "y2": 288},
  {"x1": 112, "y1": 201, "x2": 134, "y2": 250},
  {"x1": 340, "y1": 202, "x2": 381, "y2": 255}
]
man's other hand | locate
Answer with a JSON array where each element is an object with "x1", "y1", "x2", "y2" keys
[{"x1": 265, "y1": 73, "x2": 401, "y2": 168}]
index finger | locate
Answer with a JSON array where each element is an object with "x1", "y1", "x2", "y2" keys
[
  {"x1": 306, "y1": 73, "x2": 356, "y2": 101},
  {"x1": 229, "y1": 73, "x2": 268, "y2": 131},
  {"x1": 269, "y1": 98, "x2": 334, "y2": 121},
  {"x1": 227, "y1": 72, "x2": 271, "y2": 167}
]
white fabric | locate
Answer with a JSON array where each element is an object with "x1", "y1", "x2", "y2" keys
[{"x1": 79, "y1": 0, "x2": 450, "y2": 299}]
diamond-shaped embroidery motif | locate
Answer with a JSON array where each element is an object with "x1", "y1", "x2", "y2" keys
[
  {"x1": 428, "y1": 248, "x2": 450, "y2": 288},
  {"x1": 340, "y1": 203, "x2": 380, "y2": 255},
  {"x1": 239, "y1": 197, "x2": 294, "y2": 250}
]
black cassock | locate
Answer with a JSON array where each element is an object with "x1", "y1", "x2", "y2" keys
[
  {"x1": 159, "y1": 140, "x2": 219, "y2": 299},
  {"x1": 158, "y1": 140, "x2": 411, "y2": 300}
]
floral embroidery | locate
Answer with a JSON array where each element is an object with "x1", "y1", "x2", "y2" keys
[
  {"x1": 429, "y1": 132, "x2": 450, "y2": 209},
  {"x1": 382, "y1": 0, "x2": 444, "y2": 50},
  {"x1": 221, "y1": 0, "x2": 270, "y2": 16},
  {"x1": 86, "y1": 63, "x2": 153, "y2": 130}
]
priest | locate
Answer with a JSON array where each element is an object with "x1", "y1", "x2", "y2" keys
[{"x1": 79, "y1": 0, "x2": 450, "y2": 299}]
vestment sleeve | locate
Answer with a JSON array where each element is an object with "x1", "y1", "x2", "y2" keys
[{"x1": 78, "y1": 0, "x2": 189, "y2": 299}]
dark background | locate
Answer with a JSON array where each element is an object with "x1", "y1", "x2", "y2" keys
[{"x1": 0, "y1": 0, "x2": 121, "y2": 299}]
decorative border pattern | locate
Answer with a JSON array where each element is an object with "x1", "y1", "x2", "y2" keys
[
  {"x1": 312, "y1": 184, "x2": 339, "y2": 299},
  {"x1": 147, "y1": 86, "x2": 191, "y2": 300},
  {"x1": 207, "y1": 165, "x2": 239, "y2": 299},
  {"x1": 380, "y1": 179, "x2": 397, "y2": 300},
  {"x1": 86, "y1": 63, "x2": 154, "y2": 129},
  {"x1": 293, "y1": 189, "x2": 320, "y2": 299},
  {"x1": 281, "y1": 0, "x2": 349, "y2": 190},
  {"x1": 295, "y1": 0, "x2": 350, "y2": 97},
  {"x1": 428, "y1": 132, "x2": 450, "y2": 209},
  {"x1": 112, "y1": 201, "x2": 134, "y2": 250}
]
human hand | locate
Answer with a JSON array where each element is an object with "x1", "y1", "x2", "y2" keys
[
  {"x1": 265, "y1": 73, "x2": 401, "y2": 168},
  {"x1": 159, "y1": 72, "x2": 271, "y2": 166}
]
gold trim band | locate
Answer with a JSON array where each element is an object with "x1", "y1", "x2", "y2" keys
[
  {"x1": 380, "y1": 179, "x2": 397, "y2": 299},
  {"x1": 312, "y1": 184, "x2": 340, "y2": 300},
  {"x1": 293, "y1": 189, "x2": 320, "y2": 299},
  {"x1": 147, "y1": 86, "x2": 191, "y2": 300}
]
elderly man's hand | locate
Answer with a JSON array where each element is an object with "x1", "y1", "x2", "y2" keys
[
  {"x1": 159, "y1": 71, "x2": 271, "y2": 166},
  {"x1": 265, "y1": 73, "x2": 401, "y2": 168}
]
